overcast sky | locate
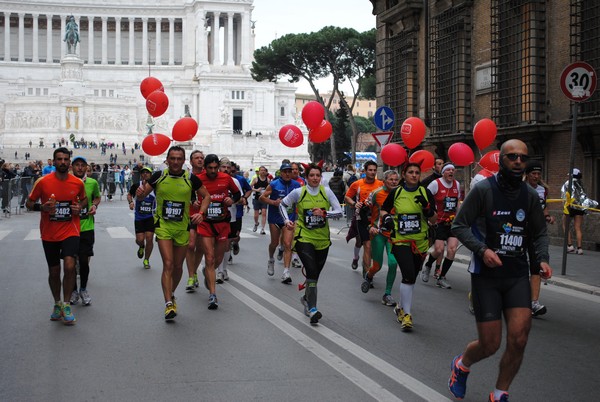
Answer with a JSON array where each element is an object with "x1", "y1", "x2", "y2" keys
[{"x1": 250, "y1": 0, "x2": 376, "y2": 94}]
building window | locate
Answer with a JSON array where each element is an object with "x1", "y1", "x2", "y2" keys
[
  {"x1": 109, "y1": 90, "x2": 114, "y2": 97},
  {"x1": 233, "y1": 109, "x2": 243, "y2": 131},
  {"x1": 386, "y1": 30, "x2": 418, "y2": 141},
  {"x1": 491, "y1": 0, "x2": 547, "y2": 126},
  {"x1": 571, "y1": 0, "x2": 600, "y2": 116},
  {"x1": 231, "y1": 90, "x2": 245, "y2": 100},
  {"x1": 36, "y1": 88, "x2": 41, "y2": 96},
  {"x1": 94, "y1": 89, "x2": 99, "y2": 96},
  {"x1": 368, "y1": 111, "x2": 373, "y2": 118},
  {"x1": 27, "y1": 88, "x2": 33, "y2": 95},
  {"x1": 430, "y1": 4, "x2": 472, "y2": 135},
  {"x1": 43, "y1": 88, "x2": 48, "y2": 96},
  {"x1": 280, "y1": 106, "x2": 285, "y2": 117}
]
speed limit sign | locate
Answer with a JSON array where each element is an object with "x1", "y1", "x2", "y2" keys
[{"x1": 560, "y1": 62, "x2": 597, "y2": 102}]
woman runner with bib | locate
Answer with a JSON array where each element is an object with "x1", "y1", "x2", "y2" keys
[
  {"x1": 279, "y1": 163, "x2": 343, "y2": 324},
  {"x1": 379, "y1": 162, "x2": 437, "y2": 331}
]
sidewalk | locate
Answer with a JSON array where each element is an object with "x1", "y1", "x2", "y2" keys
[{"x1": 454, "y1": 244, "x2": 600, "y2": 296}]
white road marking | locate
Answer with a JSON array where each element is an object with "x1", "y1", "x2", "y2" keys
[
  {"x1": 227, "y1": 272, "x2": 451, "y2": 402},
  {"x1": 225, "y1": 284, "x2": 404, "y2": 402},
  {"x1": 106, "y1": 226, "x2": 135, "y2": 239},
  {"x1": 0, "y1": 230, "x2": 11, "y2": 240},
  {"x1": 24, "y1": 229, "x2": 39, "y2": 241},
  {"x1": 239, "y1": 232, "x2": 258, "y2": 239}
]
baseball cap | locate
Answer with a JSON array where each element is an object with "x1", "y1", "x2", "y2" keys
[
  {"x1": 280, "y1": 163, "x2": 293, "y2": 171},
  {"x1": 141, "y1": 166, "x2": 153, "y2": 174},
  {"x1": 72, "y1": 156, "x2": 87, "y2": 164},
  {"x1": 525, "y1": 159, "x2": 543, "y2": 174}
]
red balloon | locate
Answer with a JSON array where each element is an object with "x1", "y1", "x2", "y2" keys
[
  {"x1": 146, "y1": 90, "x2": 169, "y2": 117},
  {"x1": 473, "y1": 118, "x2": 497, "y2": 150},
  {"x1": 172, "y1": 117, "x2": 198, "y2": 142},
  {"x1": 279, "y1": 124, "x2": 304, "y2": 148},
  {"x1": 381, "y1": 143, "x2": 407, "y2": 167},
  {"x1": 140, "y1": 77, "x2": 164, "y2": 99},
  {"x1": 408, "y1": 150, "x2": 435, "y2": 173},
  {"x1": 301, "y1": 101, "x2": 325, "y2": 130},
  {"x1": 142, "y1": 133, "x2": 171, "y2": 156},
  {"x1": 401, "y1": 117, "x2": 426, "y2": 149},
  {"x1": 448, "y1": 142, "x2": 475, "y2": 167},
  {"x1": 309, "y1": 120, "x2": 333, "y2": 143},
  {"x1": 478, "y1": 150, "x2": 500, "y2": 173}
]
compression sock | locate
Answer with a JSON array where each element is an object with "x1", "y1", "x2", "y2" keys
[
  {"x1": 399, "y1": 283, "x2": 414, "y2": 315},
  {"x1": 305, "y1": 280, "x2": 318, "y2": 310},
  {"x1": 440, "y1": 258, "x2": 454, "y2": 277}
]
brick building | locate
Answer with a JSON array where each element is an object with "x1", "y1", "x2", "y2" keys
[{"x1": 369, "y1": 0, "x2": 600, "y2": 250}]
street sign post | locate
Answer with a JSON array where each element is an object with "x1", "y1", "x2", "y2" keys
[
  {"x1": 371, "y1": 131, "x2": 394, "y2": 148},
  {"x1": 374, "y1": 106, "x2": 395, "y2": 131},
  {"x1": 560, "y1": 62, "x2": 597, "y2": 275}
]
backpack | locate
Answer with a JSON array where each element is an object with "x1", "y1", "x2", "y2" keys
[{"x1": 347, "y1": 174, "x2": 358, "y2": 186}]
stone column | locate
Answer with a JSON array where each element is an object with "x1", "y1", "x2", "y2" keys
[
  {"x1": 196, "y1": 11, "x2": 208, "y2": 65},
  {"x1": 155, "y1": 17, "x2": 162, "y2": 65},
  {"x1": 18, "y1": 13, "x2": 25, "y2": 62},
  {"x1": 3, "y1": 13, "x2": 10, "y2": 62},
  {"x1": 115, "y1": 16, "x2": 121, "y2": 65},
  {"x1": 212, "y1": 12, "x2": 220, "y2": 65},
  {"x1": 128, "y1": 17, "x2": 135, "y2": 65},
  {"x1": 75, "y1": 16, "x2": 81, "y2": 57},
  {"x1": 101, "y1": 16, "x2": 108, "y2": 64},
  {"x1": 46, "y1": 14, "x2": 53, "y2": 63},
  {"x1": 226, "y1": 12, "x2": 234, "y2": 66},
  {"x1": 60, "y1": 14, "x2": 66, "y2": 56},
  {"x1": 168, "y1": 17, "x2": 175, "y2": 65},
  {"x1": 32, "y1": 14, "x2": 39, "y2": 62},
  {"x1": 142, "y1": 17, "x2": 148, "y2": 65},
  {"x1": 240, "y1": 11, "x2": 250, "y2": 66},
  {"x1": 87, "y1": 16, "x2": 94, "y2": 64}
]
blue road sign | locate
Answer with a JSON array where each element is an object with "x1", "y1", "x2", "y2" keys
[{"x1": 374, "y1": 106, "x2": 395, "y2": 131}]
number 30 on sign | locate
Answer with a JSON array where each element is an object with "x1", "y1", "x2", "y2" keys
[{"x1": 560, "y1": 61, "x2": 597, "y2": 102}]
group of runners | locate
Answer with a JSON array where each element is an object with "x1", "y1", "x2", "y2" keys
[{"x1": 27, "y1": 139, "x2": 554, "y2": 401}]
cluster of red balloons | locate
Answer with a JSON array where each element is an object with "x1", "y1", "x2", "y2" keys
[
  {"x1": 303, "y1": 101, "x2": 332, "y2": 144},
  {"x1": 139, "y1": 77, "x2": 199, "y2": 156}
]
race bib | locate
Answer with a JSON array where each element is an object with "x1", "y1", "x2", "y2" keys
[
  {"x1": 206, "y1": 201, "x2": 224, "y2": 220},
  {"x1": 397, "y1": 213, "x2": 421, "y2": 235},
  {"x1": 80, "y1": 205, "x2": 89, "y2": 220},
  {"x1": 444, "y1": 196, "x2": 458, "y2": 212},
  {"x1": 494, "y1": 224, "x2": 526, "y2": 257},
  {"x1": 162, "y1": 200, "x2": 184, "y2": 221},
  {"x1": 304, "y1": 209, "x2": 326, "y2": 229},
  {"x1": 50, "y1": 201, "x2": 72, "y2": 222},
  {"x1": 137, "y1": 200, "x2": 153, "y2": 214}
]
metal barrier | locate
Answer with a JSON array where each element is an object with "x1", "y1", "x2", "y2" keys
[{"x1": 1, "y1": 177, "x2": 33, "y2": 217}]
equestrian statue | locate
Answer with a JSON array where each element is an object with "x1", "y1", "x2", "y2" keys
[{"x1": 63, "y1": 15, "x2": 80, "y2": 54}]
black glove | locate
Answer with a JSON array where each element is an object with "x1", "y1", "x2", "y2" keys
[
  {"x1": 382, "y1": 214, "x2": 395, "y2": 231},
  {"x1": 414, "y1": 194, "x2": 434, "y2": 218}
]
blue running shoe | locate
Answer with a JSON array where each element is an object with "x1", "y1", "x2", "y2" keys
[
  {"x1": 488, "y1": 392, "x2": 509, "y2": 402},
  {"x1": 208, "y1": 294, "x2": 218, "y2": 310},
  {"x1": 448, "y1": 354, "x2": 469, "y2": 399},
  {"x1": 62, "y1": 304, "x2": 76, "y2": 325},
  {"x1": 50, "y1": 303, "x2": 62, "y2": 321},
  {"x1": 308, "y1": 307, "x2": 322, "y2": 324}
]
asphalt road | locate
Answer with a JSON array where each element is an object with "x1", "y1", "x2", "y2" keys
[{"x1": 1, "y1": 201, "x2": 598, "y2": 401}]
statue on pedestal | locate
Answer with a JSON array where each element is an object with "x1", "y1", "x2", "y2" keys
[{"x1": 64, "y1": 16, "x2": 80, "y2": 54}]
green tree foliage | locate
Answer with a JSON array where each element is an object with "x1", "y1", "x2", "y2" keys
[{"x1": 251, "y1": 27, "x2": 375, "y2": 162}]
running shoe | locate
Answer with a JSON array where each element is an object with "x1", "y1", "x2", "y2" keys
[
  {"x1": 361, "y1": 272, "x2": 372, "y2": 293},
  {"x1": 566, "y1": 245, "x2": 575, "y2": 253},
  {"x1": 216, "y1": 271, "x2": 224, "y2": 284},
  {"x1": 281, "y1": 271, "x2": 292, "y2": 284},
  {"x1": 401, "y1": 313, "x2": 413, "y2": 331},
  {"x1": 277, "y1": 247, "x2": 284, "y2": 261},
  {"x1": 381, "y1": 294, "x2": 396, "y2": 306},
  {"x1": 232, "y1": 242, "x2": 240, "y2": 255},
  {"x1": 143, "y1": 259, "x2": 151, "y2": 269},
  {"x1": 223, "y1": 269, "x2": 229, "y2": 281},
  {"x1": 50, "y1": 303, "x2": 62, "y2": 321},
  {"x1": 351, "y1": 258, "x2": 359, "y2": 270},
  {"x1": 137, "y1": 246, "x2": 144, "y2": 259},
  {"x1": 80, "y1": 289, "x2": 91, "y2": 306},
  {"x1": 448, "y1": 354, "x2": 470, "y2": 399},
  {"x1": 260, "y1": 228, "x2": 266, "y2": 235},
  {"x1": 62, "y1": 304, "x2": 76, "y2": 325},
  {"x1": 300, "y1": 296, "x2": 310, "y2": 317},
  {"x1": 394, "y1": 304, "x2": 405, "y2": 323},
  {"x1": 292, "y1": 258, "x2": 302, "y2": 269},
  {"x1": 577, "y1": 248, "x2": 583, "y2": 255},
  {"x1": 531, "y1": 301, "x2": 547, "y2": 317},
  {"x1": 253, "y1": 223, "x2": 259, "y2": 232},
  {"x1": 488, "y1": 391, "x2": 509, "y2": 402},
  {"x1": 186, "y1": 277, "x2": 196, "y2": 292},
  {"x1": 308, "y1": 307, "x2": 322, "y2": 324},
  {"x1": 193, "y1": 273, "x2": 199, "y2": 288},
  {"x1": 164, "y1": 302, "x2": 176, "y2": 321},
  {"x1": 436, "y1": 277, "x2": 452, "y2": 289},
  {"x1": 421, "y1": 265, "x2": 431, "y2": 282},
  {"x1": 267, "y1": 258, "x2": 275, "y2": 276},
  {"x1": 69, "y1": 290, "x2": 80, "y2": 305},
  {"x1": 208, "y1": 294, "x2": 219, "y2": 310}
]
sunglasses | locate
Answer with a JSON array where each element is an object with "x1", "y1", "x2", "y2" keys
[{"x1": 503, "y1": 153, "x2": 530, "y2": 162}]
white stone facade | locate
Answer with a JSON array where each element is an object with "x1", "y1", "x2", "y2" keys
[{"x1": 0, "y1": 0, "x2": 308, "y2": 170}]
